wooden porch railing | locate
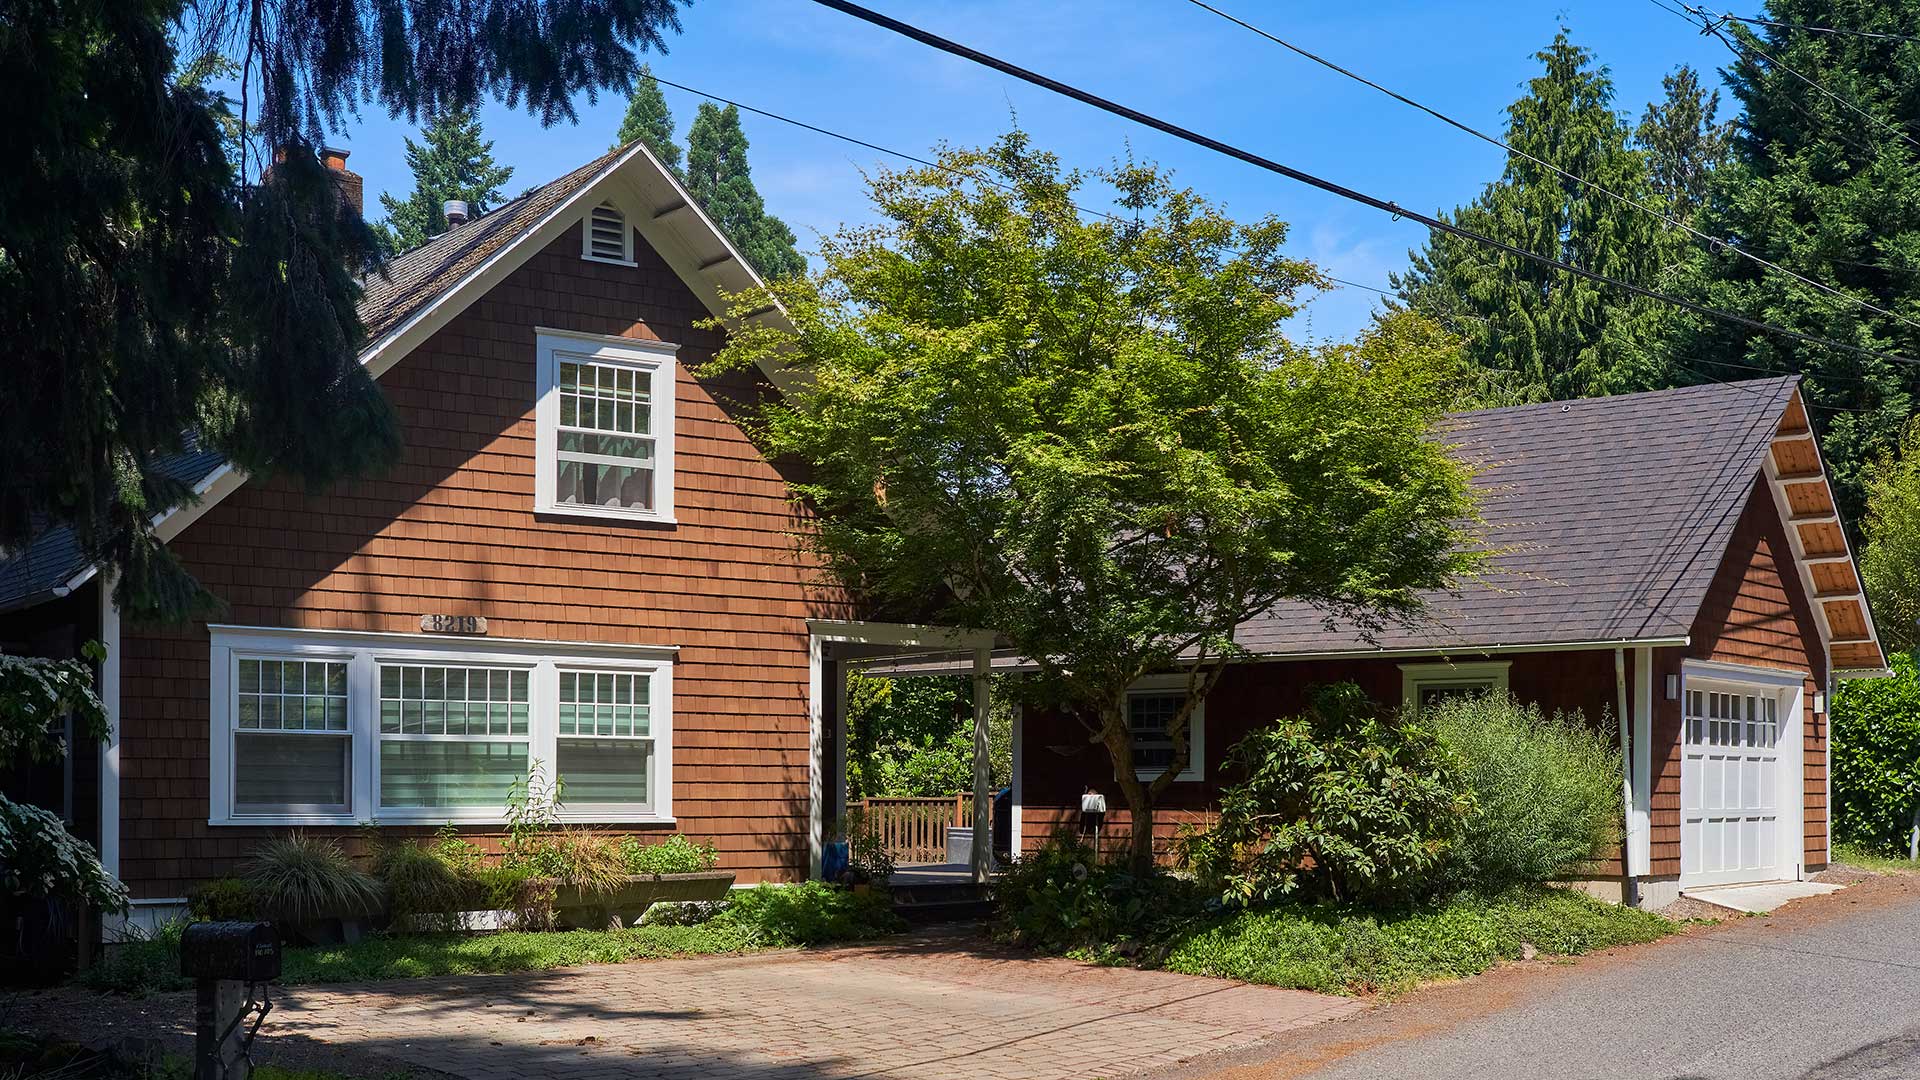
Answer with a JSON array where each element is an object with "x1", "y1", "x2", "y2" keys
[{"x1": 857, "y1": 795, "x2": 967, "y2": 864}]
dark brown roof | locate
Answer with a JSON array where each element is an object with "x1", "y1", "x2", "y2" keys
[
  {"x1": 359, "y1": 144, "x2": 631, "y2": 343},
  {"x1": 1236, "y1": 375, "x2": 1802, "y2": 655}
]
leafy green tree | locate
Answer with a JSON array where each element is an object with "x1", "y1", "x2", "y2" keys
[
  {"x1": 1832, "y1": 652, "x2": 1920, "y2": 855},
  {"x1": 1394, "y1": 30, "x2": 1678, "y2": 404},
  {"x1": 614, "y1": 65, "x2": 682, "y2": 172},
  {"x1": 3, "y1": 0, "x2": 685, "y2": 620},
  {"x1": 1636, "y1": 65, "x2": 1731, "y2": 225},
  {"x1": 1862, "y1": 418, "x2": 1920, "y2": 654},
  {"x1": 707, "y1": 133, "x2": 1481, "y2": 873},
  {"x1": 845, "y1": 672, "x2": 1011, "y2": 799},
  {"x1": 685, "y1": 102, "x2": 806, "y2": 279},
  {"x1": 377, "y1": 108, "x2": 515, "y2": 253},
  {"x1": 1685, "y1": 0, "x2": 1920, "y2": 521}
]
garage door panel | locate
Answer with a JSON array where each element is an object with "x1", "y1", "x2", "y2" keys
[{"x1": 1682, "y1": 683, "x2": 1790, "y2": 888}]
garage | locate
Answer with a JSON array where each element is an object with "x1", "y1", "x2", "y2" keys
[{"x1": 1680, "y1": 664, "x2": 1804, "y2": 888}]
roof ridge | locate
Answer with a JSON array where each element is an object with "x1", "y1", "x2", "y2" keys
[{"x1": 1445, "y1": 374, "x2": 1800, "y2": 423}]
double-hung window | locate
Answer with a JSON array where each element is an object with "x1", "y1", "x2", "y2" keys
[
  {"x1": 209, "y1": 626, "x2": 675, "y2": 825},
  {"x1": 1124, "y1": 675, "x2": 1205, "y2": 782},
  {"x1": 535, "y1": 330, "x2": 677, "y2": 523}
]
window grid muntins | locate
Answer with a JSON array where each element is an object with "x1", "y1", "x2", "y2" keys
[
  {"x1": 1685, "y1": 688, "x2": 1779, "y2": 749},
  {"x1": 1128, "y1": 693, "x2": 1183, "y2": 771},
  {"x1": 555, "y1": 358, "x2": 655, "y2": 511},
  {"x1": 236, "y1": 658, "x2": 348, "y2": 733},
  {"x1": 379, "y1": 664, "x2": 531, "y2": 737},
  {"x1": 558, "y1": 670, "x2": 651, "y2": 738}
]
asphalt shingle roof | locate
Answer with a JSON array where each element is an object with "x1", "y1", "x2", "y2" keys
[
  {"x1": 0, "y1": 148, "x2": 633, "y2": 611},
  {"x1": 1235, "y1": 375, "x2": 1800, "y2": 655}
]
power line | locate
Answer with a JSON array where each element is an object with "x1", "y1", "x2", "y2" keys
[
  {"x1": 647, "y1": 73, "x2": 1382, "y2": 309},
  {"x1": 1184, "y1": 0, "x2": 1920, "y2": 338},
  {"x1": 1652, "y1": 0, "x2": 1920, "y2": 152},
  {"x1": 808, "y1": 0, "x2": 1920, "y2": 370},
  {"x1": 1701, "y1": 9, "x2": 1920, "y2": 45}
]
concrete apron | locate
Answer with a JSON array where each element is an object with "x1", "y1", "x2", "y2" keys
[{"x1": 1680, "y1": 880, "x2": 1845, "y2": 914}]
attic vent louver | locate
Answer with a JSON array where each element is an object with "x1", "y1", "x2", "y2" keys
[{"x1": 584, "y1": 202, "x2": 631, "y2": 263}]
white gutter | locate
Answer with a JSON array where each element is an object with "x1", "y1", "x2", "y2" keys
[
  {"x1": 98, "y1": 572, "x2": 121, "y2": 885},
  {"x1": 1616, "y1": 647, "x2": 1636, "y2": 905}
]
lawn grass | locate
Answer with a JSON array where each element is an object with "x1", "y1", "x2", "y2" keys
[
  {"x1": 1832, "y1": 842, "x2": 1920, "y2": 874},
  {"x1": 1149, "y1": 886, "x2": 1674, "y2": 997}
]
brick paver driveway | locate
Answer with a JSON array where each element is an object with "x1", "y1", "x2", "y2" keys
[{"x1": 266, "y1": 929, "x2": 1365, "y2": 1079}]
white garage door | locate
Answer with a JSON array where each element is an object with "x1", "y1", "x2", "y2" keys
[{"x1": 1681, "y1": 684, "x2": 1788, "y2": 886}]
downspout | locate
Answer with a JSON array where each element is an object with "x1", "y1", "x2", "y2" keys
[{"x1": 1615, "y1": 648, "x2": 1639, "y2": 907}]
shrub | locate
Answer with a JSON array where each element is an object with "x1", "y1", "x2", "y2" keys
[
  {"x1": 243, "y1": 833, "x2": 384, "y2": 922},
  {"x1": 618, "y1": 834, "x2": 720, "y2": 875},
  {"x1": 993, "y1": 832, "x2": 1202, "y2": 953},
  {"x1": 0, "y1": 795, "x2": 129, "y2": 914},
  {"x1": 1427, "y1": 692, "x2": 1622, "y2": 892},
  {"x1": 721, "y1": 882, "x2": 904, "y2": 945},
  {"x1": 1832, "y1": 653, "x2": 1920, "y2": 855},
  {"x1": 1180, "y1": 684, "x2": 1469, "y2": 905},
  {"x1": 374, "y1": 842, "x2": 473, "y2": 920},
  {"x1": 187, "y1": 877, "x2": 261, "y2": 921},
  {"x1": 432, "y1": 823, "x2": 488, "y2": 876},
  {"x1": 474, "y1": 863, "x2": 556, "y2": 929}
]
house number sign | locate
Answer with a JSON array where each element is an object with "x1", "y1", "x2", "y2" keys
[{"x1": 420, "y1": 614, "x2": 488, "y2": 635}]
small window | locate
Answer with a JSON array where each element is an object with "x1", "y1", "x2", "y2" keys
[
  {"x1": 231, "y1": 657, "x2": 351, "y2": 815},
  {"x1": 582, "y1": 202, "x2": 634, "y2": 264},
  {"x1": 1124, "y1": 678, "x2": 1204, "y2": 782},
  {"x1": 1399, "y1": 660, "x2": 1512, "y2": 718},
  {"x1": 535, "y1": 331, "x2": 678, "y2": 522}
]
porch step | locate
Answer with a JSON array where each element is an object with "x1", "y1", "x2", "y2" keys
[{"x1": 889, "y1": 880, "x2": 994, "y2": 925}]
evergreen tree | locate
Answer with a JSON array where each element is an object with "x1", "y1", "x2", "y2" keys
[
  {"x1": 1686, "y1": 0, "x2": 1920, "y2": 521},
  {"x1": 2, "y1": 0, "x2": 685, "y2": 619},
  {"x1": 684, "y1": 102, "x2": 806, "y2": 279},
  {"x1": 614, "y1": 65, "x2": 681, "y2": 172},
  {"x1": 1394, "y1": 30, "x2": 1678, "y2": 405},
  {"x1": 378, "y1": 109, "x2": 515, "y2": 252},
  {"x1": 1636, "y1": 66, "x2": 1731, "y2": 224}
]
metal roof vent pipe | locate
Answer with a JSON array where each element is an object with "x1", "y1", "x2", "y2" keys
[{"x1": 443, "y1": 200, "x2": 470, "y2": 228}]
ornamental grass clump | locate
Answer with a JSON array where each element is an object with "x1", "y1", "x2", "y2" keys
[
  {"x1": 1426, "y1": 692, "x2": 1622, "y2": 892},
  {"x1": 243, "y1": 833, "x2": 383, "y2": 922},
  {"x1": 374, "y1": 841, "x2": 474, "y2": 922}
]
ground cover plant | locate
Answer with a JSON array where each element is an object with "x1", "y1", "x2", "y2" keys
[{"x1": 81, "y1": 883, "x2": 901, "y2": 993}]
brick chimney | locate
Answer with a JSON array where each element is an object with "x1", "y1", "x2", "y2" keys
[{"x1": 320, "y1": 146, "x2": 364, "y2": 217}]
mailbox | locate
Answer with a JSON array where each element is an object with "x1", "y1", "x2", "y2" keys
[{"x1": 180, "y1": 921, "x2": 281, "y2": 983}]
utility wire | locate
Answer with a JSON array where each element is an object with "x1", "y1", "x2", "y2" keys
[
  {"x1": 1653, "y1": 0, "x2": 1920, "y2": 152},
  {"x1": 1700, "y1": 9, "x2": 1920, "y2": 45},
  {"x1": 1184, "y1": 0, "x2": 1920, "y2": 337},
  {"x1": 808, "y1": 0, "x2": 1920, "y2": 370}
]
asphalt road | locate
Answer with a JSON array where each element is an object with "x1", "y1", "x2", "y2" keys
[{"x1": 1292, "y1": 882, "x2": 1920, "y2": 1080}]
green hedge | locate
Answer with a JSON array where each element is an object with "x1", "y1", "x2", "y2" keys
[{"x1": 1832, "y1": 652, "x2": 1920, "y2": 856}]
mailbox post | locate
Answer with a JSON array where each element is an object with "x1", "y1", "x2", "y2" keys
[{"x1": 181, "y1": 922, "x2": 280, "y2": 1079}]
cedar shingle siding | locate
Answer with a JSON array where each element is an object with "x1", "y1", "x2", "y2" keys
[{"x1": 117, "y1": 227, "x2": 830, "y2": 897}]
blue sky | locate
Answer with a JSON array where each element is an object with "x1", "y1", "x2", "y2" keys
[{"x1": 329, "y1": 1, "x2": 1731, "y2": 343}]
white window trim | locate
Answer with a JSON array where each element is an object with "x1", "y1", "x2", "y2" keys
[
  {"x1": 1125, "y1": 674, "x2": 1205, "y2": 783},
  {"x1": 580, "y1": 201, "x2": 637, "y2": 266},
  {"x1": 209, "y1": 626, "x2": 675, "y2": 827},
  {"x1": 1399, "y1": 660, "x2": 1512, "y2": 717},
  {"x1": 534, "y1": 328, "x2": 678, "y2": 524}
]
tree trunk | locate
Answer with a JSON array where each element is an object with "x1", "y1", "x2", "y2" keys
[{"x1": 1098, "y1": 714, "x2": 1158, "y2": 876}]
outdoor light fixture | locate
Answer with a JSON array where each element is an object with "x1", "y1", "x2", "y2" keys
[
  {"x1": 1665, "y1": 674, "x2": 1679, "y2": 701},
  {"x1": 1814, "y1": 692, "x2": 1827, "y2": 715}
]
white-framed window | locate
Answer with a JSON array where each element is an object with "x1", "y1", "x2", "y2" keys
[
  {"x1": 1125, "y1": 675, "x2": 1204, "y2": 782},
  {"x1": 534, "y1": 328, "x2": 678, "y2": 523},
  {"x1": 582, "y1": 201, "x2": 635, "y2": 265},
  {"x1": 1399, "y1": 659, "x2": 1512, "y2": 718},
  {"x1": 208, "y1": 625, "x2": 675, "y2": 826}
]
